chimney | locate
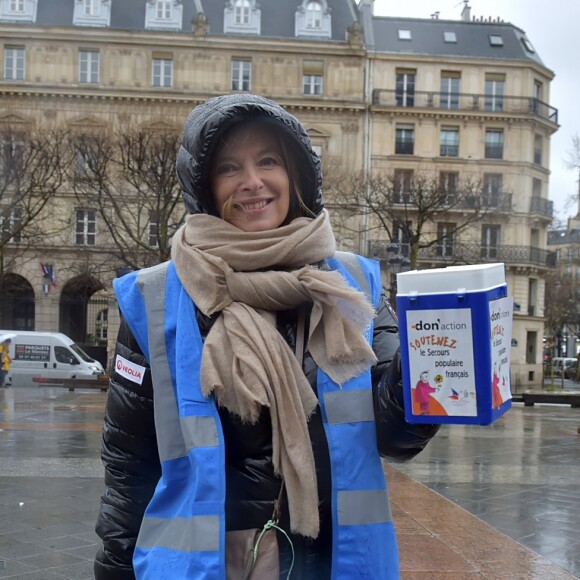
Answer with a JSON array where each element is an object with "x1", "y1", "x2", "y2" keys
[
  {"x1": 359, "y1": 0, "x2": 375, "y2": 15},
  {"x1": 461, "y1": 1, "x2": 471, "y2": 22}
]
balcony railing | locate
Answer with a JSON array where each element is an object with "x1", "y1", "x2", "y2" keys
[
  {"x1": 440, "y1": 144, "x2": 458, "y2": 157},
  {"x1": 372, "y1": 89, "x2": 559, "y2": 124},
  {"x1": 530, "y1": 196, "x2": 553, "y2": 218},
  {"x1": 390, "y1": 191, "x2": 513, "y2": 211},
  {"x1": 417, "y1": 243, "x2": 557, "y2": 267}
]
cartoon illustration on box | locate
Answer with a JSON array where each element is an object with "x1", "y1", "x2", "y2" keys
[
  {"x1": 489, "y1": 296, "x2": 513, "y2": 408},
  {"x1": 413, "y1": 370, "x2": 438, "y2": 414}
]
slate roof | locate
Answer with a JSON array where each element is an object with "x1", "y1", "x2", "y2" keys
[
  {"x1": 26, "y1": 0, "x2": 360, "y2": 40},
  {"x1": 369, "y1": 16, "x2": 546, "y2": 68},
  {"x1": 6, "y1": 1, "x2": 548, "y2": 69},
  {"x1": 194, "y1": 0, "x2": 359, "y2": 41}
]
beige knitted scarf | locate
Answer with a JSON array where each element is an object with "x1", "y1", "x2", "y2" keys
[{"x1": 171, "y1": 209, "x2": 377, "y2": 538}]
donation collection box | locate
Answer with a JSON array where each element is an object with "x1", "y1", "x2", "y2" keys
[{"x1": 396, "y1": 263, "x2": 513, "y2": 425}]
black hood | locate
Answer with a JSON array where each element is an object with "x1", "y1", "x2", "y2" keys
[{"x1": 176, "y1": 93, "x2": 324, "y2": 216}]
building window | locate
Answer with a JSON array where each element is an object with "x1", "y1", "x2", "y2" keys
[
  {"x1": 440, "y1": 72, "x2": 460, "y2": 109},
  {"x1": 437, "y1": 223, "x2": 456, "y2": 257},
  {"x1": 393, "y1": 219, "x2": 411, "y2": 257},
  {"x1": 234, "y1": 0, "x2": 251, "y2": 24},
  {"x1": 156, "y1": 0, "x2": 171, "y2": 19},
  {"x1": 231, "y1": 58, "x2": 251, "y2": 91},
  {"x1": 295, "y1": 0, "x2": 330, "y2": 38},
  {"x1": 398, "y1": 29, "x2": 411, "y2": 40},
  {"x1": 224, "y1": 0, "x2": 261, "y2": 34},
  {"x1": 10, "y1": 0, "x2": 24, "y2": 11},
  {"x1": 75, "y1": 146, "x2": 95, "y2": 179},
  {"x1": 532, "y1": 80, "x2": 542, "y2": 114},
  {"x1": 303, "y1": 74, "x2": 322, "y2": 95},
  {"x1": 440, "y1": 127, "x2": 459, "y2": 157},
  {"x1": 75, "y1": 209, "x2": 96, "y2": 246},
  {"x1": 73, "y1": 0, "x2": 111, "y2": 27},
  {"x1": 396, "y1": 69, "x2": 415, "y2": 107},
  {"x1": 395, "y1": 126, "x2": 414, "y2": 155},
  {"x1": 532, "y1": 177, "x2": 542, "y2": 197},
  {"x1": 481, "y1": 225, "x2": 500, "y2": 258},
  {"x1": 484, "y1": 75, "x2": 505, "y2": 112},
  {"x1": 489, "y1": 34, "x2": 504, "y2": 47},
  {"x1": 528, "y1": 279, "x2": 537, "y2": 317},
  {"x1": 303, "y1": 60, "x2": 323, "y2": 96},
  {"x1": 79, "y1": 50, "x2": 99, "y2": 84},
  {"x1": 305, "y1": 1, "x2": 322, "y2": 28},
  {"x1": 145, "y1": 0, "x2": 183, "y2": 30},
  {"x1": 521, "y1": 37, "x2": 535, "y2": 53},
  {"x1": 439, "y1": 171, "x2": 458, "y2": 203},
  {"x1": 152, "y1": 58, "x2": 172, "y2": 88},
  {"x1": 4, "y1": 46, "x2": 24, "y2": 80},
  {"x1": 443, "y1": 31, "x2": 457, "y2": 43},
  {"x1": 393, "y1": 169, "x2": 413, "y2": 203},
  {"x1": 483, "y1": 173, "x2": 502, "y2": 206},
  {"x1": 485, "y1": 129, "x2": 504, "y2": 159},
  {"x1": 534, "y1": 134, "x2": 543, "y2": 165},
  {"x1": 0, "y1": 206, "x2": 22, "y2": 243},
  {"x1": 95, "y1": 309, "x2": 108, "y2": 341},
  {"x1": 83, "y1": 0, "x2": 99, "y2": 16}
]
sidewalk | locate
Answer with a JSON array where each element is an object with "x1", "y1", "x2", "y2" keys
[
  {"x1": 387, "y1": 465, "x2": 575, "y2": 579},
  {"x1": 0, "y1": 387, "x2": 578, "y2": 579}
]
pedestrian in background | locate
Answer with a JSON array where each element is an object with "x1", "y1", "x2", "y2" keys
[
  {"x1": 94, "y1": 93, "x2": 439, "y2": 579},
  {"x1": 0, "y1": 338, "x2": 12, "y2": 387}
]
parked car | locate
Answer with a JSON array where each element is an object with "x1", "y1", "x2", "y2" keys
[
  {"x1": 549, "y1": 357, "x2": 577, "y2": 378},
  {"x1": 0, "y1": 330, "x2": 105, "y2": 387}
]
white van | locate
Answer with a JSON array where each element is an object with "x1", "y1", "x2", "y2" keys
[
  {"x1": 549, "y1": 357, "x2": 577, "y2": 378},
  {"x1": 0, "y1": 330, "x2": 105, "y2": 387}
]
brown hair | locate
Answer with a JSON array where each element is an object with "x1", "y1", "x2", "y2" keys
[{"x1": 212, "y1": 121, "x2": 315, "y2": 226}]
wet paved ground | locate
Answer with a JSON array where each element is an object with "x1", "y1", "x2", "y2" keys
[
  {"x1": 0, "y1": 386, "x2": 578, "y2": 578},
  {"x1": 396, "y1": 401, "x2": 580, "y2": 578}
]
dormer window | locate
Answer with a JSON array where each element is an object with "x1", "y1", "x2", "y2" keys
[
  {"x1": 145, "y1": 0, "x2": 183, "y2": 30},
  {"x1": 306, "y1": 1, "x2": 321, "y2": 28},
  {"x1": 84, "y1": 0, "x2": 98, "y2": 16},
  {"x1": 295, "y1": 0, "x2": 331, "y2": 39},
  {"x1": 224, "y1": 0, "x2": 261, "y2": 35},
  {"x1": 156, "y1": 0, "x2": 170, "y2": 19},
  {"x1": 73, "y1": 0, "x2": 111, "y2": 27},
  {"x1": 234, "y1": 0, "x2": 250, "y2": 25},
  {"x1": 0, "y1": 0, "x2": 37, "y2": 22}
]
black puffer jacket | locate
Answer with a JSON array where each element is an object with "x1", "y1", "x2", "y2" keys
[{"x1": 95, "y1": 94, "x2": 440, "y2": 579}]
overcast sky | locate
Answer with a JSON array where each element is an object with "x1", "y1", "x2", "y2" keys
[{"x1": 373, "y1": 0, "x2": 580, "y2": 224}]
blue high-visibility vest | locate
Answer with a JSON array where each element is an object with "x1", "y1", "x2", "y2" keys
[{"x1": 114, "y1": 253, "x2": 400, "y2": 579}]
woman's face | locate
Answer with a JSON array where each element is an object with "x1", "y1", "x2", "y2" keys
[{"x1": 210, "y1": 124, "x2": 291, "y2": 232}]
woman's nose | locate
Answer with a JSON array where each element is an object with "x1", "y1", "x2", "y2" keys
[{"x1": 240, "y1": 165, "x2": 263, "y2": 191}]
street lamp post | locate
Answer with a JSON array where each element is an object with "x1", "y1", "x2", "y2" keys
[{"x1": 386, "y1": 242, "x2": 411, "y2": 308}]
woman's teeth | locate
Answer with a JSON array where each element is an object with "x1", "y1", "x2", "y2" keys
[{"x1": 244, "y1": 200, "x2": 269, "y2": 210}]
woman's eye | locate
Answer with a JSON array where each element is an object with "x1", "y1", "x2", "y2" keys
[
  {"x1": 216, "y1": 163, "x2": 237, "y2": 175},
  {"x1": 259, "y1": 156, "x2": 280, "y2": 167}
]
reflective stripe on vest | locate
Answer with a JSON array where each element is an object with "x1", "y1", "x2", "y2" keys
[
  {"x1": 318, "y1": 254, "x2": 399, "y2": 580},
  {"x1": 125, "y1": 263, "x2": 223, "y2": 579}
]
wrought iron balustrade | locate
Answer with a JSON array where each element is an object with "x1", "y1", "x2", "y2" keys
[
  {"x1": 530, "y1": 196, "x2": 553, "y2": 217},
  {"x1": 372, "y1": 89, "x2": 558, "y2": 124}
]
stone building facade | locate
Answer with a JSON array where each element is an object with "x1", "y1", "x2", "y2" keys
[{"x1": 0, "y1": 0, "x2": 558, "y2": 386}]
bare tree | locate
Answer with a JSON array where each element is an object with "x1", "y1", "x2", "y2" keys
[
  {"x1": 326, "y1": 170, "x2": 489, "y2": 268},
  {"x1": 0, "y1": 125, "x2": 70, "y2": 275},
  {"x1": 71, "y1": 126, "x2": 186, "y2": 271},
  {"x1": 565, "y1": 133, "x2": 580, "y2": 212}
]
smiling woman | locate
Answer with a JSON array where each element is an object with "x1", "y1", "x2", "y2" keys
[{"x1": 95, "y1": 93, "x2": 440, "y2": 580}]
